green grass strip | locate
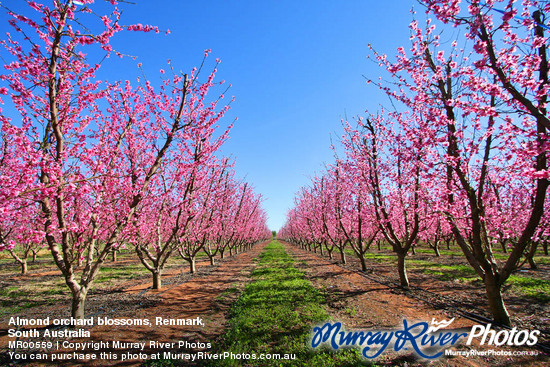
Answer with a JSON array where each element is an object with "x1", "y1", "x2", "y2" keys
[
  {"x1": 209, "y1": 240, "x2": 366, "y2": 366},
  {"x1": 507, "y1": 275, "x2": 550, "y2": 302}
]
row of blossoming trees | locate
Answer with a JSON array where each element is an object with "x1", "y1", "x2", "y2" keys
[
  {"x1": 280, "y1": 0, "x2": 550, "y2": 327},
  {"x1": 0, "y1": 0, "x2": 270, "y2": 319}
]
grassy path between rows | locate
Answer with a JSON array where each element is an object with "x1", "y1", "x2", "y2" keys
[{"x1": 207, "y1": 240, "x2": 364, "y2": 366}]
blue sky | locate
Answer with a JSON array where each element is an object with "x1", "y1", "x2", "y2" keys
[{"x1": 3, "y1": 0, "x2": 417, "y2": 230}]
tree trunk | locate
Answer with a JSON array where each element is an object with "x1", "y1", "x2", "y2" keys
[
  {"x1": 339, "y1": 247, "x2": 346, "y2": 264},
  {"x1": 112, "y1": 250, "x2": 117, "y2": 262},
  {"x1": 71, "y1": 288, "x2": 88, "y2": 320},
  {"x1": 484, "y1": 274, "x2": 511, "y2": 326},
  {"x1": 377, "y1": 240, "x2": 381, "y2": 251},
  {"x1": 543, "y1": 240, "x2": 548, "y2": 256},
  {"x1": 396, "y1": 252, "x2": 409, "y2": 287},
  {"x1": 9, "y1": 251, "x2": 28, "y2": 275},
  {"x1": 32, "y1": 250, "x2": 37, "y2": 263},
  {"x1": 525, "y1": 241, "x2": 538, "y2": 270},
  {"x1": 528, "y1": 257, "x2": 537, "y2": 269},
  {"x1": 500, "y1": 240, "x2": 507, "y2": 253},
  {"x1": 21, "y1": 260, "x2": 28, "y2": 275},
  {"x1": 327, "y1": 248, "x2": 333, "y2": 260},
  {"x1": 319, "y1": 243, "x2": 324, "y2": 256},
  {"x1": 152, "y1": 271, "x2": 162, "y2": 290},
  {"x1": 434, "y1": 245, "x2": 440, "y2": 257},
  {"x1": 189, "y1": 257, "x2": 196, "y2": 274},
  {"x1": 359, "y1": 254, "x2": 367, "y2": 272},
  {"x1": 209, "y1": 256, "x2": 215, "y2": 266},
  {"x1": 220, "y1": 249, "x2": 225, "y2": 259}
]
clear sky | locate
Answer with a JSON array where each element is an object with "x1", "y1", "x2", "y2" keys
[{"x1": 2, "y1": 0, "x2": 418, "y2": 230}]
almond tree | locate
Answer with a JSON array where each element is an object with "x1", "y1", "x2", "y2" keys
[
  {"x1": 0, "y1": 195, "x2": 42, "y2": 274},
  {"x1": 0, "y1": 128, "x2": 41, "y2": 271},
  {"x1": 201, "y1": 162, "x2": 271, "y2": 265},
  {"x1": 299, "y1": 184, "x2": 327, "y2": 255},
  {"x1": 280, "y1": 166, "x2": 379, "y2": 270},
  {"x1": 0, "y1": 0, "x2": 233, "y2": 318},
  {"x1": 203, "y1": 160, "x2": 236, "y2": 264},
  {"x1": 227, "y1": 183, "x2": 267, "y2": 254},
  {"x1": 342, "y1": 114, "x2": 427, "y2": 287},
  {"x1": 373, "y1": 0, "x2": 549, "y2": 325},
  {"x1": 130, "y1": 63, "x2": 233, "y2": 287},
  {"x1": 337, "y1": 160, "x2": 380, "y2": 271},
  {"x1": 131, "y1": 164, "x2": 196, "y2": 290},
  {"x1": 177, "y1": 161, "x2": 230, "y2": 273}
]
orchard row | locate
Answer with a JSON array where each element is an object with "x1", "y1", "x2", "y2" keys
[
  {"x1": 280, "y1": 0, "x2": 550, "y2": 327},
  {"x1": 0, "y1": 1, "x2": 270, "y2": 319}
]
